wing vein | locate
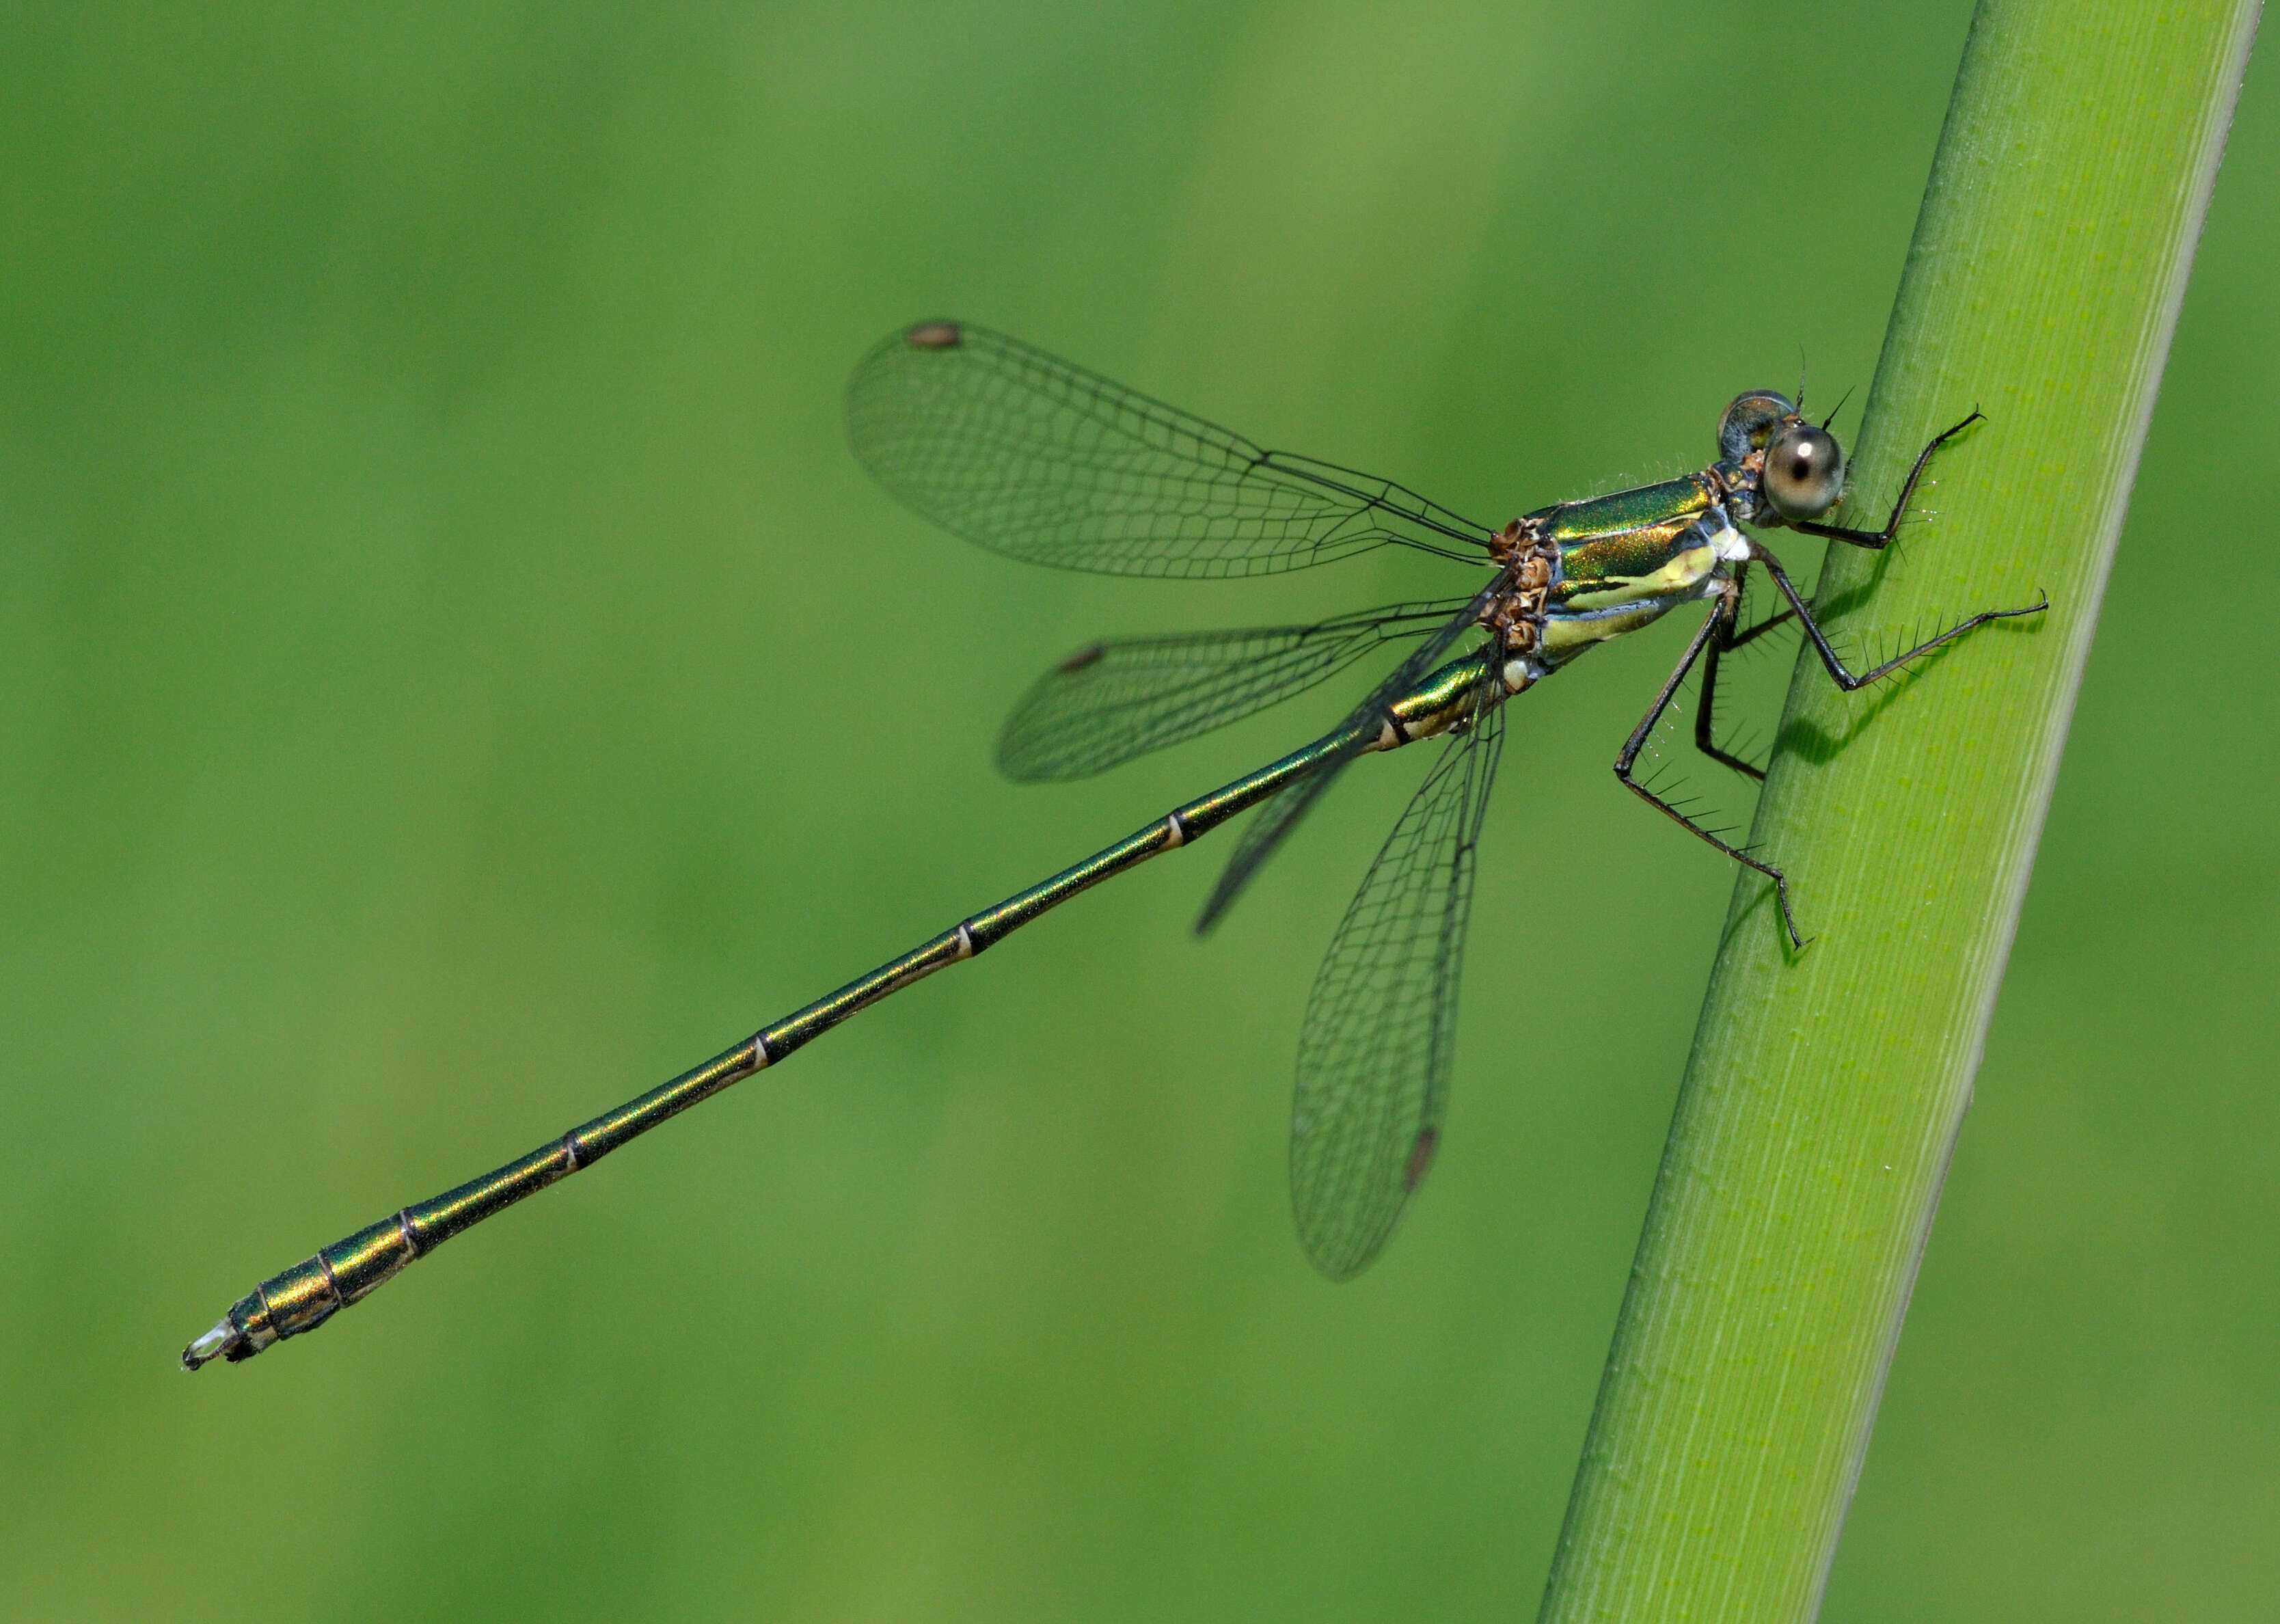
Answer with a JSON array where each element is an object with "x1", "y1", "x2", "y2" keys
[
  {"x1": 847, "y1": 323, "x2": 1497, "y2": 578},
  {"x1": 1290, "y1": 682, "x2": 1506, "y2": 1278}
]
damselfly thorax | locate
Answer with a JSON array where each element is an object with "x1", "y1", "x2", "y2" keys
[{"x1": 1396, "y1": 395, "x2": 1834, "y2": 749}]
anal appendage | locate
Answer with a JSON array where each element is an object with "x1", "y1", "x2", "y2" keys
[{"x1": 181, "y1": 1315, "x2": 245, "y2": 1371}]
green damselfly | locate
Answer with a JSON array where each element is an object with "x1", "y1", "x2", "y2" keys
[{"x1": 184, "y1": 321, "x2": 2043, "y2": 1368}]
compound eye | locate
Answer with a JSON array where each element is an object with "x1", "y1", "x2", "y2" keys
[{"x1": 1763, "y1": 424, "x2": 1845, "y2": 522}]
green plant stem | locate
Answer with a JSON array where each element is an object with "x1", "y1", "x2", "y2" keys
[{"x1": 1536, "y1": 3, "x2": 2261, "y2": 1619}]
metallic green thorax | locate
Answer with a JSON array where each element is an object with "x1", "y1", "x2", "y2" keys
[
  {"x1": 1516, "y1": 391, "x2": 1830, "y2": 672},
  {"x1": 1525, "y1": 478, "x2": 1731, "y2": 667}
]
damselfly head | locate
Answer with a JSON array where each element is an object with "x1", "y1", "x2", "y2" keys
[{"x1": 1718, "y1": 390, "x2": 1846, "y2": 523}]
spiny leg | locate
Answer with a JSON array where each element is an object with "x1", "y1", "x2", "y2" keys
[
  {"x1": 1617, "y1": 595, "x2": 1805, "y2": 947},
  {"x1": 1746, "y1": 541, "x2": 2048, "y2": 692},
  {"x1": 1693, "y1": 566, "x2": 1796, "y2": 783},
  {"x1": 1722, "y1": 605, "x2": 1797, "y2": 651},
  {"x1": 1694, "y1": 595, "x2": 1763, "y2": 783},
  {"x1": 1792, "y1": 410, "x2": 1983, "y2": 548}
]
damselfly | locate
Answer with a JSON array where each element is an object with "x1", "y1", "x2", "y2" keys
[{"x1": 184, "y1": 321, "x2": 2044, "y2": 1368}]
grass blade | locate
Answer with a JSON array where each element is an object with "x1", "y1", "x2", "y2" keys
[{"x1": 1537, "y1": 3, "x2": 2263, "y2": 1617}]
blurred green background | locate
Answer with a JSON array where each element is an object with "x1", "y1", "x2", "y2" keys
[{"x1": 3, "y1": 4, "x2": 2272, "y2": 1619}]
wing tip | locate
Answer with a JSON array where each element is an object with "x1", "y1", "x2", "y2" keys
[
  {"x1": 1302, "y1": 1229, "x2": 1386, "y2": 1283},
  {"x1": 1193, "y1": 876, "x2": 1239, "y2": 937}
]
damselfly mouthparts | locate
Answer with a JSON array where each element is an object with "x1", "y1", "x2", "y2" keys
[{"x1": 184, "y1": 322, "x2": 2044, "y2": 1368}]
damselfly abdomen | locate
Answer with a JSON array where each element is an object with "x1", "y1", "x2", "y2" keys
[{"x1": 183, "y1": 322, "x2": 2043, "y2": 1368}]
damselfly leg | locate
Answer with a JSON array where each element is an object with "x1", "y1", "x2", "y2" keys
[
  {"x1": 1692, "y1": 573, "x2": 1793, "y2": 783},
  {"x1": 1746, "y1": 541, "x2": 2048, "y2": 695},
  {"x1": 1789, "y1": 409, "x2": 1986, "y2": 547},
  {"x1": 1616, "y1": 592, "x2": 1810, "y2": 943}
]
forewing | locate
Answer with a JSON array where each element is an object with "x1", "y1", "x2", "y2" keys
[
  {"x1": 1289, "y1": 692, "x2": 1506, "y2": 1279},
  {"x1": 846, "y1": 322, "x2": 1497, "y2": 578},
  {"x1": 998, "y1": 599, "x2": 1474, "y2": 782}
]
